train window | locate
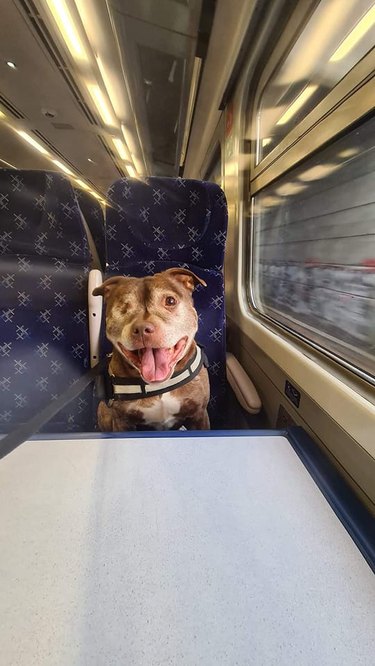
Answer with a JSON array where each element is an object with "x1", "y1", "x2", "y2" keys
[
  {"x1": 251, "y1": 114, "x2": 375, "y2": 378},
  {"x1": 256, "y1": 0, "x2": 375, "y2": 163}
]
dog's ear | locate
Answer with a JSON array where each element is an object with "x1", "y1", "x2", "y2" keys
[
  {"x1": 92, "y1": 276, "x2": 127, "y2": 299},
  {"x1": 163, "y1": 268, "x2": 207, "y2": 292}
]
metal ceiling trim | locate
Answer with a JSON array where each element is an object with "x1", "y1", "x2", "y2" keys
[{"x1": 0, "y1": 94, "x2": 25, "y2": 120}]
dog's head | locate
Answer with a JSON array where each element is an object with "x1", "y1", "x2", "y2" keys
[{"x1": 93, "y1": 268, "x2": 206, "y2": 383}]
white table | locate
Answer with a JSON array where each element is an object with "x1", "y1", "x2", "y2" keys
[{"x1": 0, "y1": 433, "x2": 374, "y2": 665}]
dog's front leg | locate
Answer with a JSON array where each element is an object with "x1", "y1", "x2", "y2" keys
[
  {"x1": 97, "y1": 401, "x2": 114, "y2": 431},
  {"x1": 187, "y1": 408, "x2": 210, "y2": 431},
  {"x1": 97, "y1": 401, "x2": 134, "y2": 432}
]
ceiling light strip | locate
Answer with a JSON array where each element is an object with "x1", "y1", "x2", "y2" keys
[
  {"x1": 112, "y1": 137, "x2": 130, "y2": 161},
  {"x1": 74, "y1": 178, "x2": 90, "y2": 190},
  {"x1": 126, "y1": 165, "x2": 136, "y2": 178},
  {"x1": 87, "y1": 83, "x2": 116, "y2": 127},
  {"x1": 95, "y1": 55, "x2": 122, "y2": 121},
  {"x1": 51, "y1": 159, "x2": 74, "y2": 176},
  {"x1": 131, "y1": 154, "x2": 144, "y2": 175},
  {"x1": 0, "y1": 157, "x2": 17, "y2": 169},
  {"x1": 13, "y1": 129, "x2": 103, "y2": 198},
  {"x1": 45, "y1": 0, "x2": 88, "y2": 61},
  {"x1": 16, "y1": 130, "x2": 49, "y2": 155},
  {"x1": 89, "y1": 190, "x2": 105, "y2": 202},
  {"x1": 121, "y1": 124, "x2": 138, "y2": 157}
]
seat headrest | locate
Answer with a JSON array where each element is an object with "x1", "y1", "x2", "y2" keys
[
  {"x1": 0, "y1": 169, "x2": 89, "y2": 262},
  {"x1": 106, "y1": 177, "x2": 227, "y2": 271}
]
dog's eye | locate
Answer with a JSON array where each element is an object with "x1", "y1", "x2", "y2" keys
[{"x1": 165, "y1": 296, "x2": 177, "y2": 307}]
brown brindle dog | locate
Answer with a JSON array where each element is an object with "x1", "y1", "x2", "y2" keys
[{"x1": 93, "y1": 268, "x2": 210, "y2": 431}]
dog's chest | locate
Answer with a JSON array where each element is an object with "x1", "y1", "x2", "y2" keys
[{"x1": 138, "y1": 393, "x2": 181, "y2": 429}]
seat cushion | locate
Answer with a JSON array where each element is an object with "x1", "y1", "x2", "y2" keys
[{"x1": 0, "y1": 255, "x2": 91, "y2": 432}]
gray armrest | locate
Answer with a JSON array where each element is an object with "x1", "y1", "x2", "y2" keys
[{"x1": 226, "y1": 352, "x2": 262, "y2": 414}]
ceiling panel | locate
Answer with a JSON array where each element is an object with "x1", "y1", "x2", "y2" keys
[
  {"x1": 109, "y1": 0, "x2": 203, "y2": 175},
  {"x1": 0, "y1": 1, "x2": 121, "y2": 194},
  {"x1": 0, "y1": 0, "x2": 211, "y2": 183}
]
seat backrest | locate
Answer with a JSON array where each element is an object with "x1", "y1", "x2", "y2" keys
[
  {"x1": 75, "y1": 189, "x2": 106, "y2": 270},
  {"x1": 105, "y1": 177, "x2": 228, "y2": 425},
  {"x1": 0, "y1": 169, "x2": 93, "y2": 432}
]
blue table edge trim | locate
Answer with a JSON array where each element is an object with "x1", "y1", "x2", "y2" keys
[
  {"x1": 287, "y1": 426, "x2": 375, "y2": 574},
  {"x1": 22, "y1": 428, "x2": 284, "y2": 440}
]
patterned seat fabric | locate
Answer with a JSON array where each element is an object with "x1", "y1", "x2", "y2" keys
[
  {"x1": 0, "y1": 169, "x2": 93, "y2": 433},
  {"x1": 75, "y1": 189, "x2": 106, "y2": 270},
  {"x1": 106, "y1": 177, "x2": 228, "y2": 426}
]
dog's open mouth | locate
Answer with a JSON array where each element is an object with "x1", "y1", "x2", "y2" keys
[{"x1": 118, "y1": 337, "x2": 188, "y2": 383}]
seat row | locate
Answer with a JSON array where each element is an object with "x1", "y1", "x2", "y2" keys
[{"x1": 0, "y1": 169, "x2": 229, "y2": 433}]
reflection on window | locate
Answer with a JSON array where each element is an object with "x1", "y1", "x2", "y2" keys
[
  {"x1": 251, "y1": 116, "x2": 375, "y2": 377},
  {"x1": 256, "y1": 0, "x2": 375, "y2": 163}
]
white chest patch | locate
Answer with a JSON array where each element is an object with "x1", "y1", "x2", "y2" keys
[{"x1": 139, "y1": 393, "x2": 181, "y2": 429}]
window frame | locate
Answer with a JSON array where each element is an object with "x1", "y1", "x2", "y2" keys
[
  {"x1": 245, "y1": 0, "x2": 375, "y2": 387},
  {"x1": 252, "y1": 58, "x2": 374, "y2": 191},
  {"x1": 203, "y1": 142, "x2": 223, "y2": 186}
]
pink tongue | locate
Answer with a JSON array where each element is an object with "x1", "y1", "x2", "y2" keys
[{"x1": 141, "y1": 348, "x2": 172, "y2": 382}]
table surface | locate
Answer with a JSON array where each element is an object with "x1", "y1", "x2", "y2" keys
[{"x1": 1, "y1": 434, "x2": 374, "y2": 666}]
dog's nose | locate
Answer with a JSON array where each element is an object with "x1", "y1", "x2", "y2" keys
[{"x1": 132, "y1": 322, "x2": 155, "y2": 337}]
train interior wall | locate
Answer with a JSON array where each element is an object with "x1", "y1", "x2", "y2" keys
[{"x1": 213, "y1": 82, "x2": 375, "y2": 515}]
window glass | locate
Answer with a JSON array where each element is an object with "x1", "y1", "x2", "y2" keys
[
  {"x1": 256, "y1": 0, "x2": 374, "y2": 163},
  {"x1": 251, "y1": 115, "x2": 375, "y2": 377}
]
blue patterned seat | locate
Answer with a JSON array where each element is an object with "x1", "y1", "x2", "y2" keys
[
  {"x1": 75, "y1": 189, "x2": 106, "y2": 270},
  {"x1": 0, "y1": 169, "x2": 93, "y2": 433},
  {"x1": 105, "y1": 176, "x2": 228, "y2": 426}
]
